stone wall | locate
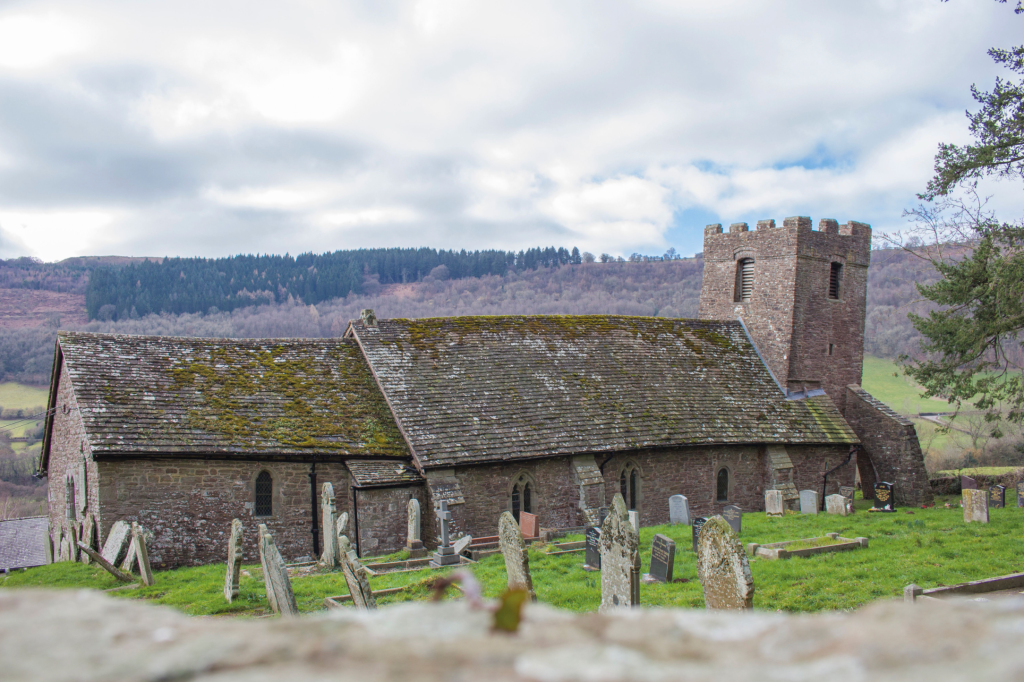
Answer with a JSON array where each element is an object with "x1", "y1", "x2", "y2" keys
[
  {"x1": 845, "y1": 385, "x2": 933, "y2": 506},
  {"x1": 351, "y1": 484, "x2": 426, "y2": 557}
]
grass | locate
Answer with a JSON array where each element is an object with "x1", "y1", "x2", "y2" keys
[
  {"x1": 0, "y1": 382, "x2": 48, "y2": 412},
  {"x1": 934, "y1": 467, "x2": 1021, "y2": 478},
  {"x1": 6, "y1": 495, "x2": 1024, "y2": 615},
  {"x1": 861, "y1": 355, "x2": 951, "y2": 415}
]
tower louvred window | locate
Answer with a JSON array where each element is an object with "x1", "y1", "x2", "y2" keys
[
  {"x1": 829, "y1": 262, "x2": 842, "y2": 299},
  {"x1": 735, "y1": 258, "x2": 754, "y2": 302}
]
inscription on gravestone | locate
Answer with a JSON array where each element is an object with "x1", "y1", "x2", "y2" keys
[
  {"x1": 961, "y1": 475, "x2": 977, "y2": 490},
  {"x1": 963, "y1": 488, "x2": 989, "y2": 523},
  {"x1": 585, "y1": 527, "x2": 601, "y2": 570},
  {"x1": 872, "y1": 482, "x2": 896, "y2": 512},
  {"x1": 990, "y1": 485, "x2": 1006, "y2": 509},
  {"x1": 691, "y1": 517, "x2": 707, "y2": 552},
  {"x1": 722, "y1": 505, "x2": 742, "y2": 533},
  {"x1": 648, "y1": 534, "x2": 675, "y2": 583},
  {"x1": 765, "y1": 490, "x2": 784, "y2": 517},
  {"x1": 669, "y1": 495, "x2": 690, "y2": 525}
]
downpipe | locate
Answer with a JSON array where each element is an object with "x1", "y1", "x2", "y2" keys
[{"x1": 821, "y1": 445, "x2": 859, "y2": 511}]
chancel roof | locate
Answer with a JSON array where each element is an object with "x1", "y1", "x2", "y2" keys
[
  {"x1": 49, "y1": 332, "x2": 409, "y2": 460},
  {"x1": 351, "y1": 315, "x2": 858, "y2": 468}
]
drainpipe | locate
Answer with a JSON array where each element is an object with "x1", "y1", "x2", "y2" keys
[
  {"x1": 821, "y1": 445, "x2": 859, "y2": 511},
  {"x1": 309, "y1": 457, "x2": 320, "y2": 560},
  {"x1": 351, "y1": 487, "x2": 360, "y2": 557}
]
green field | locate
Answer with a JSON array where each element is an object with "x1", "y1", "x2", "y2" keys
[
  {"x1": 860, "y1": 356, "x2": 951, "y2": 415},
  {"x1": 6, "y1": 495, "x2": 1023, "y2": 616},
  {"x1": 0, "y1": 382, "x2": 48, "y2": 412}
]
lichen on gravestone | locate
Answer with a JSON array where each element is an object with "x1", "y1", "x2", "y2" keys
[
  {"x1": 224, "y1": 519, "x2": 244, "y2": 603},
  {"x1": 101, "y1": 520, "x2": 131, "y2": 567},
  {"x1": 338, "y1": 536, "x2": 376, "y2": 610},
  {"x1": 599, "y1": 493, "x2": 639, "y2": 611},
  {"x1": 258, "y1": 525, "x2": 298, "y2": 616},
  {"x1": 131, "y1": 522, "x2": 154, "y2": 587},
  {"x1": 498, "y1": 512, "x2": 534, "y2": 599},
  {"x1": 696, "y1": 516, "x2": 754, "y2": 610},
  {"x1": 321, "y1": 483, "x2": 337, "y2": 570}
]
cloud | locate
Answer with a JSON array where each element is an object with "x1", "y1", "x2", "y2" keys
[{"x1": 0, "y1": 11, "x2": 92, "y2": 70}]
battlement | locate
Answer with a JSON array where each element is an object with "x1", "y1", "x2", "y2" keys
[
  {"x1": 704, "y1": 216, "x2": 871, "y2": 239},
  {"x1": 702, "y1": 216, "x2": 871, "y2": 268}
]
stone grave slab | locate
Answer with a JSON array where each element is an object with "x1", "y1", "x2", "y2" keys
[
  {"x1": 79, "y1": 514, "x2": 95, "y2": 565},
  {"x1": 131, "y1": 522, "x2": 154, "y2": 586},
  {"x1": 338, "y1": 536, "x2": 377, "y2": 610},
  {"x1": 825, "y1": 494, "x2": 849, "y2": 516},
  {"x1": 453, "y1": 535, "x2": 473, "y2": 556},
  {"x1": 990, "y1": 485, "x2": 1006, "y2": 509},
  {"x1": 65, "y1": 522, "x2": 78, "y2": 562},
  {"x1": 963, "y1": 489, "x2": 989, "y2": 523},
  {"x1": 799, "y1": 490, "x2": 819, "y2": 514},
  {"x1": 872, "y1": 482, "x2": 896, "y2": 512},
  {"x1": 696, "y1": 516, "x2": 754, "y2": 610},
  {"x1": 669, "y1": 495, "x2": 690, "y2": 525},
  {"x1": 598, "y1": 507, "x2": 609, "y2": 526},
  {"x1": 224, "y1": 518, "x2": 243, "y2": 603},
  {"x1": 499, "y1": 512, "x2": 534, "y2": 598},
  {"x1": 584, "y1": 527, "x2": 601, "y2": 570},
  {"x1": 77, "y1": 542, "x2": 133, "y2": 582},
  {"x1": 101, "y1": 520, "x2": 131, "y2": 566},
  {"x1": 961, "y1": 475, "x2": 977, "y2": 490},
  {"x1": 599, "y1": 493, "x2": 638, "y2": 611},
  {"x1": 628, "y1": 510, "x2": 639, "y2": 533},
  {"x1": 519, "y1": 512, "x2": 539, "y2": 539},
  {"x1": 321, "y1": 483, "x2": 337, "y2": 570},
  {"x1": 258, "y1": 524, "x2": 299, "y2": 616},
  {"x1": 765, "y1": 490, "x2": 784, "y2": 517},
  {"x1": 722, "y1": 505, "x2": 742, "y2": 533},
  {"x1": 691, "y1": 517, "x2": 707, "y2": 552},
  {"x1": 645, "y1": 534, "x2": 675, "y2": 584}
]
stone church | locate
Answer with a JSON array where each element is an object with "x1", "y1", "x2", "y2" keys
[{"x1": 39, "y1": 216, "x2": 931, "y2": 568}]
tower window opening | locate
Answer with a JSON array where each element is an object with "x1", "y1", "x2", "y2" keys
[
  {"x1": 828, "y1": 343, "x2": 835, "y2": 356},
  {"x1": 828, "y1": 262, "x2": 842, "y2": 299},
  {"x1": 735, "y1": 258, "x2": 755, "y2": 302}
]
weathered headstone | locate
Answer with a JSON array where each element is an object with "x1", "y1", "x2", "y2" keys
[
  {"x1": 799, "y1": 490, "x2": 819, "y2": 514},
  {"x1": 406, "y1": 498, "x2": 424, "y2": 558},
  {"x1": 669, "y1": 495, "x2": 690, "y2": 525},
  {"x1": 990, "y1": 485, "x2": 1006, "y2": 509},
  {"x1": 131, "y1": 522, "x2": 154, "y2": 587},
  {"x1": 519, "y1": 511, "x2": 538, "y2": 539},
  {"x1": 872, "y1": 482, "x2": 896, "y2": 512},
  {"x1": 646, "y1": 534, "x2": 675, "y2": 583},
  {"x1": 722, "y1": 505, "x2": 742, "y2": 533},
  {"x1": 338, "y1": 536, "x2": 377, "y2": 610},
  {"x1": 963, "y1": 488, "x2": 989, "y2": 523},
  {"x1": 839, "y1": 486, "x2": 855, "y2": 500},
  {"x1": 598, "y1": 506, "x2": 609, "y2": 526},
  {"x1": 498, "y1": 512, "x2": 535, "y2": 599},
  {"x1": 627, "y1": 510, "x2": 639, "y2": 533},
  {"x1": 258, "y1": 524, "x2": 299, "y2": 616},
  {"x1": 696, "y1": 516, "x2": 754, "y2": 610},
  {"x1": 79, "y1": 514, "x2": 95, "y2": 565},
  {"x1": 321, "y1": 483, "x2": 337, "y2": 570},
  {"x1": 429, "y1": 501, "x2": 460, "y2": 568},
  {"x1": 691, "y1": 517, "x2": 707, "y2": 552},
  {"x1": 765, "y1": 490, "x2": 784, "y2": 517},
  {"x1": 101, "y1": 520, "x2": 131, "y2": 567},
  {"x1": 224, "y1": 518, "x2": 243, "y2": 603},
  {"x1": 825, "y1": 494, "x2": 849, "y2": 516},
  {"x1": 453, "y1": 534, "x2": 473, "y2": 556},
  {"x1": 961, "y1": 475, "x2": 977, "y2": 490},
  {"x1": 77, "y1": 542, "x2": 134, "y2": 582},
  {"x1": 599, "y1": 494, "x2": 639, "y2": 611},
  {"x1": 66, "y1": 522, "x2": 79, "y2": 562},
  {"x1": 584, "y1": 527, "x2": 601, "y2": 570},
  {"x1": 44, "y1": 527, "x2": 53, "y2": 565}
]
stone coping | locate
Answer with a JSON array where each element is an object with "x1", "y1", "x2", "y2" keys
[
  {"x1": 746, "y1": 533, "x2": 869, "y2": 560},
  {"x1": 906, "y1": 572, "x2": 1024, "y2": 602}
]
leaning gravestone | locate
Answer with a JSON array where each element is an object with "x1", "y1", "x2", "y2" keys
[
  {"x1": 765, "y1": 490, "x2": 784, "y2": 518},
  {"x1": 691, "y1": 517, "x2": 708, "y2": 552},
  {"x1": 722, "y1": 505, "x2": 742, "y2": 533},
  {"x1": 599, "y1": 494, "x2": 639, "y2": 611},
  {"x1": 584, "y1": 527, "x2": 601, "y2": 570},
  {"x1": 453, "y1": 534, "x2": 473, "y2": 556},
  {"x1": 961, "y1": 475, "x2": 978, "y2": 490},
  {"x1": 696, "y1": 516, "x2": 754, "y2": 610},
  {"x1": 321, "y1": 483, "x2": 337, "y2": 570},
  {"x1": 79, "y1": 514, "x2": 95, "y2": 565},
  {"x1": 101, "y1": 520, "x2": 131, "y2": 567},
  {"x1": 990, "y1": 485, "x2": 1006, "y2": 509},
  {"x1": 131, "y1": 522, "x2": 154, "y2": 586},
  {"x1": 498, "y1": 512, "x2": 535, "y2": 599},
  {"x1": 519, "y1": 511, "x2": 539, "y2": 539},
  {"x1": 338, "y1": 536, "x2": 377, "y2": 610},
  {"x1": 799, "y1": 490, "x2": 819, "y2": 514},
  {"x1": 224, "y1": 519, "x2": 243, "y2": 603},
  {"x1": 825, "y1": 494, "x2": 849, "y2": 516},
  {"x1": 669, "y1": 495, "x2": 690, "y2": 525},
  {"x1": 872, "y1": 482, "x2": 896, "y2": 512},
  {"x1": 406, "y1": 498, "x2": 425, "y2": 558},
  {"x1": 65, "y1": 522, "x2": 78, "y2": 562},
  {"x1": 646, "y1": 534, "x2": 675, "y2": 583},
  {"x1": 963, "y1": 489, "x2": 989, "y2": 524},
  {"x1": 258, "y1": 524, "x2": 299, "y2": 616}
]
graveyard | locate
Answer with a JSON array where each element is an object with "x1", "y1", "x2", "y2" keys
[{"x1": 5, "y1": 490, "x2": 1023, "y2": 616}]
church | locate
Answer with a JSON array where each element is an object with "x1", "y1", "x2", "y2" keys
[{"x1": 38, "y1": 216, "x2": 931, "y2": 568}]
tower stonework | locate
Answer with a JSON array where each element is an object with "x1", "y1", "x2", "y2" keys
[{"x1": 698, "y1": 216, "x2": 870, "y2": 414}]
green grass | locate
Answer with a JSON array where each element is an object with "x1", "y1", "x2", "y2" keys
[
  {"x1": 935, "y1": 466, "x2": 1021, "y2": 478},
  {"x1": 6, "y1": 497, "x2": 1024, "y2": 615},
  {"x1": 861, "y1": 356, "x2": 951, "y2": 415},
  {"x1": 0, "y1": 382, "x2": 48, "y2": 412}
]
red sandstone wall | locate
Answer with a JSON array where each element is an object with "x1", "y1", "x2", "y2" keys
[{"x1": 351, "y1": 485, "x2": 426, "y2": 558}]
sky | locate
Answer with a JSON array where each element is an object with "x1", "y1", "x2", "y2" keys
[{"x1": 0, "y1": 0, "x2": 1020, "y2": 262}]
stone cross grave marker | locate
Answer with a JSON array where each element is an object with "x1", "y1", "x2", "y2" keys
[
  {"x1": 722, "y1": 505, "x2": 742, "y2": 533},
  {"x1": 429, "y1": 501, "x2": 460, "y2": 568},
  {"x1": 691, "y1": 517, "x2": 708, "y2": 552},
  {"x1": 101, "y1": 520, "x2": 131, "y2": 567},
  {"x1": 407, "y1": 498, "x2": 424, "y2": 557},
  {"x1": 799, "y1": 490, "x2": 819, "y2": 514},
  {"x1": 963, "y1": 489, "x2": 989, "y2": 523},
  {"x1": 839, "y1": 486, "x2": 855, "y2": 500},
  {"x1": 961, "y1": 475, "x2": 977, "y2": 490},
  {"x1": 338, "y1": 536, "x2": 377, "y2": 610},
  {"x1": 520, "y1": 511, "x2": 539, "y2": 539},
  {"x1": 224, "y1": 518, "x2": 243, "y2": 603},
  {"x1": 258, "y1": 524, "x2": 299, "y2": 616},
  {"x1": 599, "y1": 494, "x2": 639, "y2": 611},
  {"x1": 321, "y1": 483, "x2": 337, "y2": 570},
  {"x1": 872, "y1": 482, "x2": 896, "y2": 512},
  {"x1": 80, "y1": 514, "x2": 95, "y2": 565},
  {"x1": 990, "y1": 485, "x2": 1006, "y2": 509},
  {"x1": 669, "y1": 495, "x2": 690, "y2": 525},
  {"x1": 765, "y1": 490, "x2": 784, "y2": 517},
  {"x1": 499, "y1": 512, "x2": 535, "y2": 599},
  {"x1": 646, "y1": 533, "x2": 675, "y2": 583},
  {"x1": 130, "y1": 522, "x2": 154, "y2": 586},
  {"x1": 584, "y1": 527, "x2": 601, "y2": 570},
  {"x1": 825, "y1": 494, "x2": 849, "y2": 516},
  {"x1": 696, "y1": 516, "x2": 754, "y2": 610}
]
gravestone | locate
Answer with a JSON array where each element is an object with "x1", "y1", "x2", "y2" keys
[
  {"x1": 338, "y1": 536, "x2": 377, "y2": 610},
  {"x1": 722, "y1": 505, "x2": 742, "y2": 533},
  {"x1": 406, "y1": 498, "x2": 425, "y2": 558},
  {"x1": 598, "y1": 507, "x2": 609, "y2": 526},
  {"x1": 79, "y1": 514, "x2": 95, "y2": 565},
  {"x1": 498, "y1": 512, "x2": 535, "y2": 599},
  {"x1": 646, "y1": 534, "x2": 675, "y2": 583},
  {"x1": 44, "y1": 528, "x2": 53, "y2": 565},
  {"x1": 429, "y1": 501, "x2": 460, "y2": 568},
  {"x1": 77, "y1": 542, "x2": 133, "y2": 582},
  {"x1": 963, "y1": 489, "x2": 989, "y2": 523},
  {"x1": 872, "y1": 482, "x2": 896, "y2": 512},
  {"x1": 961, "y1": 475, "x2": 977, "y2": 490},
  {"x1": 765, "y1": 490, "x2": 784, "y2": 517},
  {"x1": 839, "y1": 486, "x2": 855, "y2": 500},
  {"x1": 799, "y1": 490, "x2": 819, "y2": 514},
  {"x1": 119, "y1": 528, "x2": 154, "y2": 574},
  {"x1": 696, "y1": 516, "x2": 754, "y2": 610},
  {"x1": 131, "y1": 522, "x2": 154, "y2": 587},
  {"x1": 669, "y1": 495, "x2": 690, "y2": 525},
  {"x1": 258, "y1": 524, "x2": 299, "y2": 616},
  {"x1": 628, "y1": 510, "x2": 639, "y2": 533},
  {"x1": 64, "y1": 522, "x2": 78, "y2": 562},
  {"x1": 453, "y1": 534, "x2": 473, "y2": 556},
  {"x1": 584, "y1": 527, "x2": 601, "y2": 570},
  {"x1": 520, "y1": 511, "x2": 539, "y2": 539},
  {"x1": 990, "y1": 485, "x2": 1006, "y2": 509},
  {"x1": 599, "y1": 494, "x2": 639, "y2": 611},
  {"x1": 101, "y1": 520, "x2": 131, "y2": 567},
  {"x1": 321, "y1": 483, "x2": 337, "y2": 570},
  {"x1": 825, "y1": 494, "x2": 849, "y2": 516},
  {"x1": 691, "y1": 517, "x2": 707, "y2": 552},
  {"x1": 224, "y1": 518, "x2": 243, "y2": 603}
]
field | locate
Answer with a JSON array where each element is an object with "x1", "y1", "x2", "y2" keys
[{"x1": 5, "y1": 494, "x2": 1023, "y2": 616}]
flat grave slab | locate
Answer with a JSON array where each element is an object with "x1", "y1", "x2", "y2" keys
[{"x1": 745, "y1": 533, "x2": 869, "y2": 560}]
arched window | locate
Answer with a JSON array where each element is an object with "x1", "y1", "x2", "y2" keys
[
  {"x1": 716, "y1": 468, "x2": 730, "y2": 503},
  {"x1": 619, "y1": 462, "x2": 642, "y2": 510},
  {"x1": 828, "y1": 262, "x2": 842, "y2": 299},
  {"x1": 734, "y1": 258, "x2": 754, "y2": 302},
  {"x1": 510, "y1": 473, "x2": 534, "y2": 523},
  {"x1": 255, "y1": 471, "x2": 273, "y2": 517}
]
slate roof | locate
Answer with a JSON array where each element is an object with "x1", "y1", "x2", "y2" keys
[
  {"x1": 346, "y1": 460, "x2": 424, "y2": 488},
  {"x1": 0, "y1": 516, "x2": 49, "y2": 570},
  {"x1": 351, "y1": 315, "x2": 858, "y2": 468},
  {"x1": 43, "y1": 332, "x2": 409, "y2": 464}
]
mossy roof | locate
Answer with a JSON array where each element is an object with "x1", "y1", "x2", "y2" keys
[
  {"x1": 55, "y1": 332, "x2": 410, "y2": 458},
  {"x1": 351, "y1": 315, "x2": 858, "y2": 468}
]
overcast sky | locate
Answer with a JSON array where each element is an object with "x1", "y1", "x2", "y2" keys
[{"x1": 0, "y1": 0, "x2": 1020, "y2": 262}]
